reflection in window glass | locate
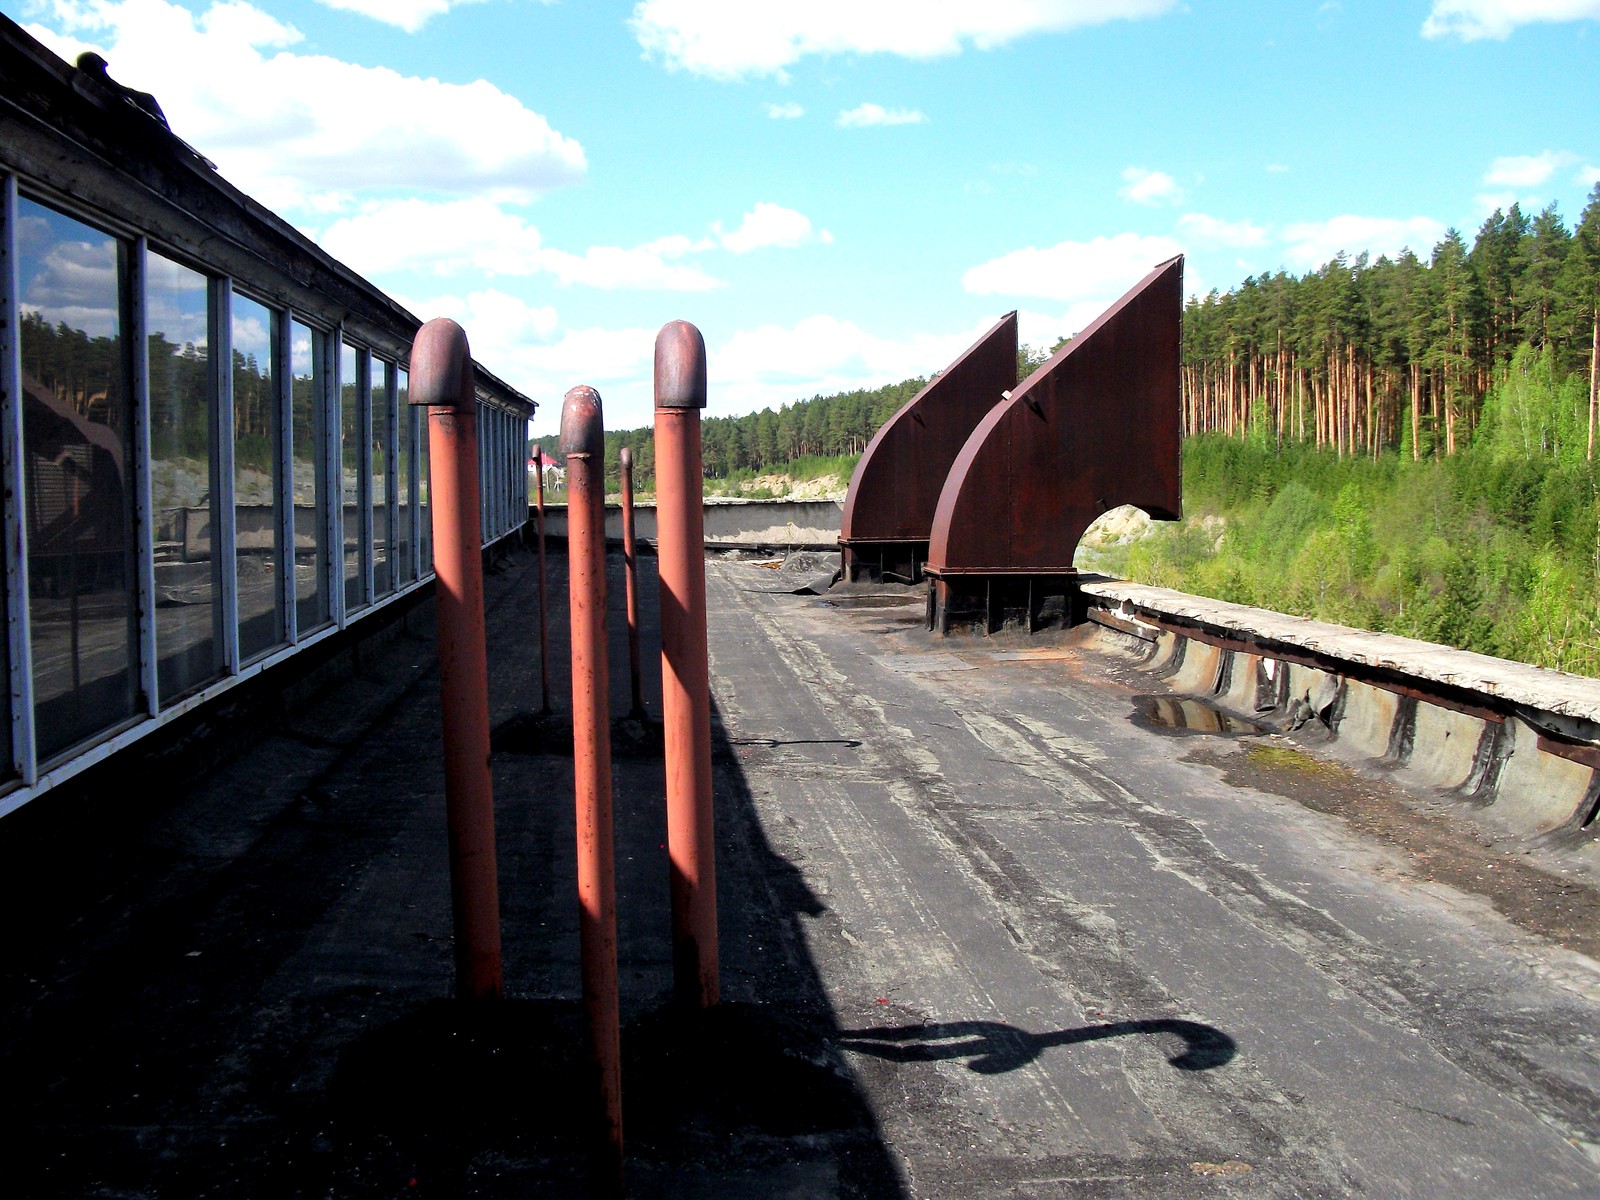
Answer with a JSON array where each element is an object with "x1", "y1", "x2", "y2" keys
[
  {"x1": 291, "y1": 321, "x2": 329, "y2": 633},
  {"x1": 371, "y1": 358, "x2": 393, "y2": 596},
  {"x1": 478, "y1": 403, "x2": 488, "y2": 544},
  {"x1": 396, "y1": 369, "x2": 413, "y2": 585},
  {"x1": 148, "y1": 253, "x2": 221, "y2": 701},
  {"x1": 16, "y1": 198, "x2": 136, "y2": 758},
  {"x1": 341, "y1": 342, "x2": 365, "y2": 612},
  {"x1": 233, "y1": 294, "x2": 283, "y2": 661},
  {"x1": 419, "y1": 404, "x2": 432, "y2": 575}
]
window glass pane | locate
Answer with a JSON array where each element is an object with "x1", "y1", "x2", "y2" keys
[
  {"x1": 147, "y1": 252, "x2": 221, "y2": 700},
  {"x1": 419, "y1": 405, "x2": 432, "y2": 575},
  {"x1": 492, "y1": 410, "x2": 503, "y2": 535},
  {"x1": 291, "y1": 321, "x2": 329, "y2": 633},
  {"x1": 396, "y1": 368, "x2": 413, "y2": 585},
  {"x1": 233, "y1": 294, "x2": 283, "y2": 661},
  {"x1": 16, "y1": 198, "x2": 136, "y2": 758},
  {"x1": 341, "y1": 342, "x2": 365, "y2": 613},
  {"x1": 371, "y1": 357, "x2": 393, "y2": 597}
]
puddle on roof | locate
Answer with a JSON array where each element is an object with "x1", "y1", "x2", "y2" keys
[{"x1": 1136, "y1": 695, "x2": 1266, "y2": 736}]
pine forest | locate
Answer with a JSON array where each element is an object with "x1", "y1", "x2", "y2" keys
[{"x1": 534, "y1": 185, "x2": 1600, "y2": 677}]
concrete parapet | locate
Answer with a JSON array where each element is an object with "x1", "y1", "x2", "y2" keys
[{"x1": 1079, "y1": 579, "x2": 1600, "y2": 849}]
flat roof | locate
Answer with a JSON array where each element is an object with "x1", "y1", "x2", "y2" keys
[{"x1": 4, "y1": 544, "x2": 1599, "y2": 1194}]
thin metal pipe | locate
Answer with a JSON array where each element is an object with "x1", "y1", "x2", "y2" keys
[
  {"x1": 410, "y1": 317, "x2": 503, "y2": 1002},
  {"x1": 562, "y1": 385, "x2": 624, "y2": 1194},
  {"x1": 653, "y1": 320, "x2": 718, "y2": 1009},
  {"x1": 619, "y1": 446, "x2": 644, "y2": 719}
]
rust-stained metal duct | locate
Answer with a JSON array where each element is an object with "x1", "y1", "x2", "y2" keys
[
  {"x1": 838, "y1": 312, "x2": 1017, "y2": 583},
  {"x1": 925, "y1": 256, "x2": 1183, "y2": 634}
]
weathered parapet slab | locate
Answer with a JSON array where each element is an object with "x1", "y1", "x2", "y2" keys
[
  {"x1": 839, "y1": 312, "x2": 1017, "y2": 584},
  {"x1": 1077, "y1": 577, "x2": 1600, "y2": 851},
  {"x1": 926, "y1": 258, "x2": 1183, "y2": 635},
  {"x1": 537, "y1": 498, "x2": 843, "y2": 550}
]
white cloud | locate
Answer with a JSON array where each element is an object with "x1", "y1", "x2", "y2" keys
[
  {"x1": 492, "y1": 324, "x2": 663, "y2": 431},
  {"x1": 962, "y1": 232, "x2": 1185, "y2": 302},
  {"x1": 1484, "y1": 150, "x2": 1577, "y2": 187},
  {"x1": 1279, "y1": 215, "x2": 1447, "y2": 270},
  {"x1": 24, "y1": 0, "x2": 585, "y2": 209},
  {"x1": 1265, "y1": 163, "x2": 1291, "y2": 174},
  {"x1": 401, "y1": 288, "x2": 560, "y2": 345},
  {"x1": 1177, "y1": 213, "x2": 1269, "y2": 248},
  {"x1": 630, "y1": 0, "x2": 1180, "y2": 79},
  {"x1": 837, "y1": 103, "x2": 927, "y2": 128},
  {"x1": 311, "y1": 0, "x2": 494, "y2": 33},
  {"x1": 322, "y1": 197, "x2": 831, "y2": 292},
  {"x1": 718, "y1": 203, "x2": 831, "y2": 252},
  {"x1": 1119, "y1": 167, "x2": 1182, "y2": 206},
  {"x1": 1422, "y1": 0, "x2": 1600, "y2": 40},
  {"x1": 766, "y1": 101, "x2": 805, "y2": 119},
  {"x1": 1474, "y1": 190, "x2": 1521, "y2": 217},
  {"x1": 1581, "y1": 164, "x2": 1600, "y2": 186},
  {"x1": 505, "y1": 311, "x2": 1058, "y2": 434},
  {"x1": 322, "y1": 198, "x2": 546, "y2": 277},
  {"x1": 539, "y1": 244, "x2": 725, "y2": 291},
  {"x1": 387, "y1": 291, "x2": 661, "y2": 430},
  {"x1": 320, "y1": 197, "x2": 726, "y2": 291},
  {"x1": 713, "y1": 315, "x2": 982, "y2": 416},
  {"x1": 1016, "y1": 303, "x2": 1116, "y2": 351}
]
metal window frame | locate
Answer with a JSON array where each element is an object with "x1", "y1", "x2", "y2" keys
[
  {"x1": 398, "y1": 365, "x2": 417, "y2": 587},
  {"x1": 410, "y1": 377, "x2": 425, "y2": 583},
  {"x1": 0, "y1": 174, "x2": 36, "y2": 785},
  {"x1": 356, "y1": 343, "x2": 373, "y2": 610},
  {"x1": 274, "y1": 304, "x2": 295, "y2": 648},
  {"x1": 418, "y1": 402, "x2": 432, "y2": 577},
  {"x1": 215, "y1": 277, "x2": 241, "y2": 673},
  {"x1": 0, "y1": 52, "x2": 535, "y2": 823},
  {"x1": 329, "y1": 332, "x2": 344, "y2": 629},
  {"x1": 129, "y1": 238, "x2": 159, "y2": 716},
  {"x1": 375, "y1": 355, "x2": 397, "y2": 598}
]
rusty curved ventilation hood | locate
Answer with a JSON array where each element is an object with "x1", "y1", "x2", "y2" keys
[
  {"x1": 837, "y1": 312, "x2": 1018, "y2": 583},
  {"x1": 926, "y1": 255, "x2": 1183, "y2": 578}
]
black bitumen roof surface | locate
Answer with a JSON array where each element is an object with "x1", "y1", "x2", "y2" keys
[{"x1": 3, "y1": 542, "x2": 1600, "y2": 1198}]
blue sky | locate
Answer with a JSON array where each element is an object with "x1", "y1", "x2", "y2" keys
[{"x1": 12, "y1": 0, "x2": 1600, "y2": 434}]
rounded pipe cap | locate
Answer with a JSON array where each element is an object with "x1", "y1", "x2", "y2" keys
[
  {"x1": 654, "y1": 320, "x2": 707, "y2": 409},
  {"x1": 619, "y1": 446, "x2": 633, "y2": 469},
  {"x1": 560, "y1": 385, "x2": 604, "y2": 458},
  {"x1": 410, "y1": 318, "x2": 474, "y2": 410}
]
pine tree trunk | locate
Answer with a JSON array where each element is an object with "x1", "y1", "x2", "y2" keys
[
  {"x1": 1411, "y1": 365, "x2": 1420, "y2": 462},
  {"x1": 1589, "y1": 306, "x2": 1598, "y2": 462}
]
